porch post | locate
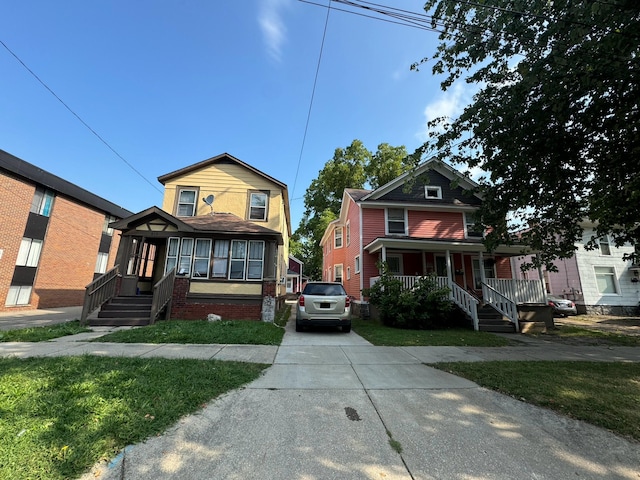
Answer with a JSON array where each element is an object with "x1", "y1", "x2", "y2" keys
[
  {"x1": 536, "y1": 254, "x2": 547, "y2": 304},
  {"x1": 445, "y1": 249, "x2": 453, "y2": 286},
  {"x1": 479, "y1": 250, "x2": 487, "y2": 286},
  {"x1": 422, "y1": 251, "x2": 427, "y2": 275}
]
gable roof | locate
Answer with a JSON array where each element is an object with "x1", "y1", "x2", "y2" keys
[
  {"x1": 0, "y1": 149, "x2": 133, "y2": 218},
  {"x1": 157, "y1": 152, "x2": 291, "y2": 235},
  {"x1": 361, "y1": 157, "x2": 482, "y2": 206},
  {"x1": 110, "y1": 206, "x2": 283, "y2": 244}
]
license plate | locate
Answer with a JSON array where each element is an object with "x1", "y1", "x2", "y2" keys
[{"x1": 320, "y1": 302, "x2": 330, "y2": 309}]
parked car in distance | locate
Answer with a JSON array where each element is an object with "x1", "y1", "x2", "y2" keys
[
  {"x1": 296, "y1": 282, "x2": 351, "y2": 332},
  {"x1": 548, "y1": 295, "x2": 578, "y2": 316}
]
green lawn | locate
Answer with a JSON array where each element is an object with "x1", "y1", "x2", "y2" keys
[
  {"x1": 94, "y1": 319, "x2": 285, "y2": 345},
  {"x1": 351, "y1": 318, "x2": 512, "y2": 346},
  {"x1": 532, "y1": 324, "x2": 640, "y2": 346},
  {"x1": 0, "y1": 355, "x2": 268, "y2": 480},
  {"x1": 0, "y1": 321, "x2": 89, "y2": 343},
  {"x1": 433, "y1": 361, "x2": 640, "y2": 442}
]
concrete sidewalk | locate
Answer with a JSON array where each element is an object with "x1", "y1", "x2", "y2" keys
[{"x1": 2, "y1": 316, "x2": 640, "y2": 478}]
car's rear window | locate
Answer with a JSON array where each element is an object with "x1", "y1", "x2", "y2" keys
[{"x1": 303, "y1": 283, "x2": 346, "y2": 296}]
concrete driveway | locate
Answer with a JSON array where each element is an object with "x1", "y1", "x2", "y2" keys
[{"x1": 83, "y1": 322, "x2": 640, "y2": 480}]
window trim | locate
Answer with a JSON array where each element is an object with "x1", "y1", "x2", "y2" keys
[
  {"x1": 248, "y1": 190, "x2": 269, "y2": 222},
  {"x1": 599, "y1": 235, "x2": 612, "y2": 256},
  {"x1": 464, "y1": 212, "x2": 483, "y2": 239},
  {"x1": 385, "y1": 208, "x2": 407, "y2": 235},
  {"x1": 175, "y1": 187, "x2": 199, "y2": 217},
  {"x1": 346, "y1": 221, "x2": 351, "y2": 246},
  {"x1": 334, "y1": 227, "x2": 343, "y2": 249},
  {"x1": 346, "y1": 266, "x2": 351, "y2": 280},
  {"x1": 354, "y1": 255, "x2": 360, "y2": 274},
  {"x1": 424, "y1": 185, "x2": 442, "y2": 200},
  {"x1": 593, "y1": 265, "x2": 620, "y2": 295},
  {"x1": 334, "y1": 264, "x2": 344, "y2": 283}
]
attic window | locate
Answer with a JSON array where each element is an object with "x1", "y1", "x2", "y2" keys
[{"x1": 425, "y1": 186, "x2": 442, "y2": 199}]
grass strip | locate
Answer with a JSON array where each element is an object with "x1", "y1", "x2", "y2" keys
[
  {"x1": 535, "y1": 325, "x2": 640, "y2": 346},
  {"x1": 0, "y1": 321, "x2": 89, "y2": 343},
  {"x1": 0, "y1": 355, "x2": 267, "y2": 480},
  {"x1": 433, "y1": 361, "x2": 640, "y2": 441},
  {"x1": 351, "y1": 319, "x2": 511, "y2": 346},
  {"x1": 94, "y1": 319, "x2": 285, "y2": 345}
]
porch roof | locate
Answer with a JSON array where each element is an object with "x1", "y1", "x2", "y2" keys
[
  {"x1": 363, "y1": 236, "x2": 530, "y2": 256},
  {"x1": 110, "y1": 206, "x2": 283, "y2": 244}
]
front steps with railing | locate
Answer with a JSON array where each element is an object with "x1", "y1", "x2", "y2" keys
[
  {"x1": 89, "y1": 296, "x2": 153, "y2": 327},
  {"x1": 477, "y1": 304, "x2": 516, "y2": 333}
]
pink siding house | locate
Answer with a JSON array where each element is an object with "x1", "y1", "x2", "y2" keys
[{"x1": 321, "y1": 158, "x2": 545, "y2": 332}]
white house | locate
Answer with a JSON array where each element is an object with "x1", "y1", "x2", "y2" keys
[{"x1": 514, "y1": 222, "x2": 640, "y2": 315}]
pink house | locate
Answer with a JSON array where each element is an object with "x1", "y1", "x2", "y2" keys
[{"x1": 320, "y1": 158, "x2": 546, "y2": 332}]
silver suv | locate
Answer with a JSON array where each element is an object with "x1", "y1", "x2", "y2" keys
[{"x1": 295, "y1": 282, "x2": 351, "y2": 333}]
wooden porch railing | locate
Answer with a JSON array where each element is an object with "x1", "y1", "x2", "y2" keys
[
  {"x1": 482, "y1": 282, "x2": 519, "y2": 332},
  {"x1": 485, "y1": 279, "x2": 545, "y2": 304},
  {"x1": 369, "y1": 275, "x2": 481, "y2": 330},
  {"x1": 150, "y1": 267, "x2": 176, "y2": 324},
  {"x1": 80, "y1": 265, "x2": 119, "y2": 325}
]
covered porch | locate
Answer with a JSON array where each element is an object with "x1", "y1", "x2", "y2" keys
[{"x1": 365, "y1": 237, "x2": 545, "y2": 332}]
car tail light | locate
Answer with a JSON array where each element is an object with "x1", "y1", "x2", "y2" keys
[
  {"x1": 298, "y1": 295, "x2": 305, "y2": 307},
  {"x1": 548, "y1": 301, "x2": 556, "y2": 307},
  {"x1": 345, "y1": 296, "x2": 351, "y2": 308}
]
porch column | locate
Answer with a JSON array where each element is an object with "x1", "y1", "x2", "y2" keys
[
  {"x1": 479, "y1": 250, "x2": 487, "y2": 286},
  {"x1": 381, "y1": 246, "x2": 387, "y2": 264},
  {"x1": 422, "y1": 251, "x2": 427, "y2": 275},
  {"x1": 536, "y1": 254, "x2": 547, "y2": 304},
  {"x1": 445, "y1": 249, "x2": 453, "y2": 286}
]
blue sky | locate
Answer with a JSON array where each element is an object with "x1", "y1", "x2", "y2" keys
[{"x1": 0, "y1": 0, "x2": 472, "y2": 229}]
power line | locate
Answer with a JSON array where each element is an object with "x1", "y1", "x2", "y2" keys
[
  {"x1": 0, "y1": 39, "x2": 164, "y2": 195},
  {"x1": 291, "y1": 0, "x2": 333, "y2": 202}
]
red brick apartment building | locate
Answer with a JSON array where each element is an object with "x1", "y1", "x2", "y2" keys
[{"x1": 0, "y1": 149, "x2": 132, "y2": 312}]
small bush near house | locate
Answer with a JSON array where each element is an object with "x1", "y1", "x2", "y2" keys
[{"x1": 364, "y1": 264, "x2": 452, "y2": 329}]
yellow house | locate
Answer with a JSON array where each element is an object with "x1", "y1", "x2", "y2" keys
[{"x1": 98, "y1": 153, "x2": 291, "y2": 323}]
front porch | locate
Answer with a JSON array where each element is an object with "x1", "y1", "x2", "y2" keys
[{"x1": 369, "y1": 275, "x2": 547, "y2": 332}]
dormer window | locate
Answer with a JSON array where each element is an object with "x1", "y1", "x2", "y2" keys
[
  {"x1": 425, "y1": 186, "x2": 442, "y2": 199},
  {"x1": 177, "y1": 188, "x2": 198, "y2": 216}
]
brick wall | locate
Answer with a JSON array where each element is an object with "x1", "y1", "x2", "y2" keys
[
  {"x1": 169, "y1": 276, "x2": 264, "y2": 320},
  {"x1": 33, "y1": 195, "x2": 105, "y2": 308},
  {"x1": 0, "y1": 174, "x2": 34, "y2": 311}
]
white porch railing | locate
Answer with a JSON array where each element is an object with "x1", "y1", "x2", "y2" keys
[
  {"x1": 369, "y1": 275, "x2": 480, "y2": 330},
  {"x1": 485, "y1": 279, "x2": 545, "y2": 304},
  {"x1": 482, "y1": 282, "x2": 519, "y2": 332}
]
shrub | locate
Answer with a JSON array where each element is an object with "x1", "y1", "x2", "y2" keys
[{"x1": 364, "y1": 263, "x2": 452, "y2": 329}]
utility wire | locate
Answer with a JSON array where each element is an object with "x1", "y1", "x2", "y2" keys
[
  {"x1": 0, "y1": 39, "x2": 164, "y2": 195},
  {"x1": 291, "y1": 0, "x2": 333, "y2": 202}
]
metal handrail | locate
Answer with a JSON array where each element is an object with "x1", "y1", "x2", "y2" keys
[
  {"x1": 80, "y1": 265, "x2": 119, "y2": 325},
  {"x1": 150, "y1": 267, "x2": 176, "y2": 324},
  {"x1": 482, "y1": 282, "x2": 519, "y2": 332}
]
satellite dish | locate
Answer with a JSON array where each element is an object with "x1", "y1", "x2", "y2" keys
[{"x1": 202, "y1": 194, "x2": 215, "y2": 215}]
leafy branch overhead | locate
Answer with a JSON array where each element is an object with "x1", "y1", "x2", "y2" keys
[
  {"x1": 291, "y1": 140, "x2": 412, "y2": 280},
  {"x1": 419, "y1": 0, "x2": 639, "y2": 267}
]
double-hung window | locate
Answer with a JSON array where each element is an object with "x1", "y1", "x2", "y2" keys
[
  {"x1": 594, "y1": 266, "x2": 619, "y2": 294},
  {"x1": 230, "y1": 241, "x2": 247, "y2": 279},
  {"x1": 212, "y1": 240, "x2": 230, "y2": 278},
  {"x1": 335, "y1": 264, "x2": 343, "y2": 283},
  {"x1": 465, "y1": 213, "x2": 483, "y2": 238},
  {"x1": 95, "y1": 252, "x2": 109, "y2": 274},
  {"x1": 247, "y1": 241, "x2": 264, "y2": 279},
  {"x1": 599, "y1": 236, "x2": 612, "y2": 256},
  {"x1": 249, "y1": 192, "x2": 268, "y2": 221},
  {"x1": 5, "y1": 285, "x2": 32, "y2": 306},
  {"x1": 103, "y1": 215, "x2": 116, "y2": 236},
  {"x1": 177, "y1": 188, "x2": 197, "y2": 216},
  {"x1": 386, "y1": 208, "x2": 406, "y2": 235},
  {"x1": 178, "y1": 238, "x2": 194, "y2": 275},
  {"x1": 16, "y1": 238, "x2": 43, "y2": 267},
  {"x1": 193, "y1": 239, "x2": 212, "y2": 277},
  {"x1": 334, "y1": 227, "x2": 343, "y2": 248},
  {"x1": 30, "y1": 187, "x2": 54, "y2": 217}
]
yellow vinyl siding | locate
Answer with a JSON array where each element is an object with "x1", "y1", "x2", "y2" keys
[
  {"x1": 189, "y1": 282, "x2": 263, "y2": 295},
  {"x1": 161, "y1": 163, "x2": 284, "y2": 232}
]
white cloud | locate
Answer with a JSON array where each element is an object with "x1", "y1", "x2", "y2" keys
[{"x1": 258, "y1": 0, "x2": 291, "y2": 62}]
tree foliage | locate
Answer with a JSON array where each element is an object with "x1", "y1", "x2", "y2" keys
[
  {"x1": 293, "y1": 140, "x2": 410, "y2": 279},
  {"x1": 417, "y1": 0, "x2": 640, "y2": 267}
]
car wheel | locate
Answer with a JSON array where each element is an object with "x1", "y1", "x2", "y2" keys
[{"x1": 342, "y1": 325, "x2": 351, "y2": 333}]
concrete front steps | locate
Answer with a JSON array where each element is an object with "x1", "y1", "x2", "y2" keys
[{"x1": 89, "y1": 296, "x2": 153, "y2": 327}]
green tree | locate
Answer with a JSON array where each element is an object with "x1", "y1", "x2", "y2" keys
[
  {"x1": 416, "y1": 0, "x2": 640, "y2": 268},
  {"x1": 294, "y1": 139, "x2": 411, "y2": 280}
]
